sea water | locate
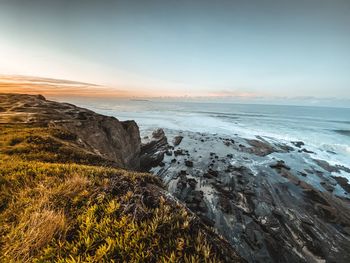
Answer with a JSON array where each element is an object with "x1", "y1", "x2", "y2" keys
[{"x1": 67, "y1": 99, "x2": 350, "y2": 170}]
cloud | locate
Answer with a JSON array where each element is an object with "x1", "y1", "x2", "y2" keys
[
  {"x1": 0, "y1": 75, "x2": 132, "y2": 98},
  {"x1": 206, "y1": 89, "x2": 259, "y2": 98}
]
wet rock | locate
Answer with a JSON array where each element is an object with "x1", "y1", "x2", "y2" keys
[
  {"x1": 187, "y1": 178, "x2": 197, "y2": 189},
  {"x1": 246, "y1": 139, "x2": 276, "y2": 156},
  {"x1": 179, "y1": 170, "x2": 187, "y2": 176},
  {"x1": 140, "y1": 128, "x2": 169, "y2": 171},
  {"x1": 153, "y1": 131, "x2": 350, "y2": 263},
  {"x1": 269, "y1": 160, "x2": 291, "y2": 171},
  {"x1": 223, "y1": 138, "x2": 235, "y2": 146},
  {"x1": 173, "y1": 135, "x2": 183, "y2": 146},
  {"x1": 204, "y1": 169, "x2": 219, "y2": 178},
  {"x1": 299, "y1": 148, "x2": 315, "y2": 154},
  {"x1": 174, "y1": 149, "x2": 186, "y2": 156},
  {"x1": 219, "y1": 196, "x2": 233, "y2": 213},
  {"x1": 320, "y1": 181, "x2": 335, "y2": 192},
  {"x1": 152, "y1": 128, "x2": 165, "y2": 139},
  {"x1": 277, "y1": 144, "x2": 294, "y2": 152},
  {"x1": 332, "y1": 176, "x2": 350, "y2": 193},
  {"x1": 315, "y1": 159, "x2": 350, "y2": 174},
  {"x1": 298, "y1": 171, "x2": 307, "y2": 177},
  {"x1": 314, "y1": 159, "x2": 340, "y2": 173},
  {"x1": 165, "y1": 150, "x2": 173, "y2": 156},
  {"x1": 291, "y1": 141, "x2": 305, "y2": 148},
  {"x1": 185, "y1": 160, "x2": 194, "y2": 167}
]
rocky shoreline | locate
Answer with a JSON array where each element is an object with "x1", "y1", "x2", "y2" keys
[
  {"x1": 2, "y1": 94, "x2": 349, "y2": 262},
  {"x1": 142, "y1": 128, "x2": 350, "y2": 263}
]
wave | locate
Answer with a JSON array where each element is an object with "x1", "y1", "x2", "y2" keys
[{"x1": 334, "y1": 130, "x2": 350, "y2": 137}]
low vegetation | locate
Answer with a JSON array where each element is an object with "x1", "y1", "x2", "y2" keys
[{"x1": 0, "y1": 124, "x2": 240, "y2": 262}]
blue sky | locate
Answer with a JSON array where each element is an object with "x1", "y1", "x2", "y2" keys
[{"x1": 0, "y1": 0, "x2": 349, "y2": 101}]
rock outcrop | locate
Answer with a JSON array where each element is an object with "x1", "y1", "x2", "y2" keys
[
  {"x1": 0, "y1": 94, "x2": 244, "y2": 262},
  {"x1": 140, "y1": 128, "x2": 170, "y2": 171},
  {"x1": 151, "y1": 130, "x2": 350, "y2": 263},
  {"x1": 0, "y1": 94, "x2": 140, "y2": 169}
]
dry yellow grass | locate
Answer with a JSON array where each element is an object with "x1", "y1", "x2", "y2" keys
[
  {"x1": 0, "y1": 123, "x2": 242, "y2": 262},
  {"x1": 3, "y1": 209, "x2": 66, "y2": 262}
]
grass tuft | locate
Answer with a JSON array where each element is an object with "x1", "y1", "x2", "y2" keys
[{"x1": 0, "y1": 123, "x2": 242, "y2": 262}]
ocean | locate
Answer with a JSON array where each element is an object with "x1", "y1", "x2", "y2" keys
[{"x1": 64, "y1": 98, "x2": 350, "y2": 171}]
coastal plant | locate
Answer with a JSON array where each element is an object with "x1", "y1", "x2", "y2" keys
[{"x1": 0, "y1": 124, "x2": 241, "y2": 262}]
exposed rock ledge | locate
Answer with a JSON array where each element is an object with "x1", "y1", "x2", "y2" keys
[{"x1": 0, "y1": 94, "x2": 140, "y2": 169}]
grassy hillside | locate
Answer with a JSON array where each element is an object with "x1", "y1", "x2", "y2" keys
[{"x1": 0, "y1": 124, "x2": 241, "y2": 262}]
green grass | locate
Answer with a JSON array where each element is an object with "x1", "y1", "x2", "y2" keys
[
  {"x1": 0, "y1": 124, "x2": 241, "y2": 262},
  {"x1": 0, "y1": 124, "x2": 116, "y2": 166}
]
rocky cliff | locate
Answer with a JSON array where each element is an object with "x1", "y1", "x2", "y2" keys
[
  {"x1": 0, "y1": 93, "x2": 140, "y2": 169},
  {"x1": 0, "y1": 93, "x2": 244, "y2": 262}
]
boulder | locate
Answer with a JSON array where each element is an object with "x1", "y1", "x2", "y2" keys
[
  {"x1": 173, "y1": 135, "x2": 184, "y2": 146},
  {"x1": 140, "y1": 128, "x2": 169, "y2": 171}
]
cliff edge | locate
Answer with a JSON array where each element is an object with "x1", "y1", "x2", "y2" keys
[
  {"x1": 0, "y1": 93, "x2": 140, "y2": 169},
  {"x1": 0, "y1": 94, "x2": 243, "y2": 262}
]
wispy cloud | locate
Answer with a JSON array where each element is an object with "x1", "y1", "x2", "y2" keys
[
  {"x1": 0, "y1": 75, "x2": 132, "y2": 98},
  {"x1": 206, "y1": 89, "x2": 260, "y2": 98}
]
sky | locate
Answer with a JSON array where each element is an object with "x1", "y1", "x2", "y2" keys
[{"x1": 0, "y1": 0, "x2": 349, "y2": 102}]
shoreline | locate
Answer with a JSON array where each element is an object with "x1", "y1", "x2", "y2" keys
[{"x1": 142, "y1": 128, "x2": 350, "y2": 262}]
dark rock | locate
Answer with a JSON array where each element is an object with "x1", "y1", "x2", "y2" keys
[
  {"x1": 298, "y1": 171, "x2": 307, "y2": 177},
  {"x1": 140, "y1": 128, "x2": 169, "y2": 171},
  {"x1": 151, "y1": 129, "x2": 350, "y2": 263},
  {"x1": 173, "y1": 135, "x2": 183, "y2": 146},
  {"x1": 207, "y1": 169, "x2": 219, "y2": 177},
  {"x1": 277, "y1": 144, "x2": 294, "y2": 152},
  {"x1": 320, "y1": 182, "x2": 335, "y2": 192},
  {"x1": 185, "y1": 160, "x2": 194, "y2": 167},
  {"x1": 300, "y1": 148, "x2": 315, "y2": 154},
  {"x1": 291, "y1": 141, "x2": 305, "y2": 148},
  {"x1": 152, "y1": 128, "x2": 165, "y2": 139},
  {"x1": 314, "y1": 159, "x2": 340, "y2": 173},
  {"x1": 179, "y1": 170, "x2": 187, "y2": 176},
  {"x1": 187, "y1": 178, "x2": 197, "y2": 189},
  {"x1": 36, "y1": 94, "x2": 46, "y2": 100},
  {"x1": 174, "y1": 149, "x2": 186, "y2": 156},
  {"x1": 200, "y1": 215, "x2": 215, "y2": 227},
  {"x1": 245, "y1": 139, "x2": 276, "y2": 156},
  {"x1": 332, "y1": 176, "x2": 350, "y2": 193},
  {"x1": 270, "y1": 160, "x2": 291, "y2": 171},
  {"x1": 0, "y1": 94, "x2": 141, "y2": 169},
  {"x1": 219, "y1": 196, "x2": 233, "y2": 213}
]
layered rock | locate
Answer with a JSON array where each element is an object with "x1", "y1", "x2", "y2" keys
[
  {"x1": 140, "y1": 128, "x2": 170, "y2": 171},
  {"x1": 151, "y1": 130, "x2": 350, "y2": 263},
  {"x1": 0, "y1": 94, "x2": 140, "y2": 169}
]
